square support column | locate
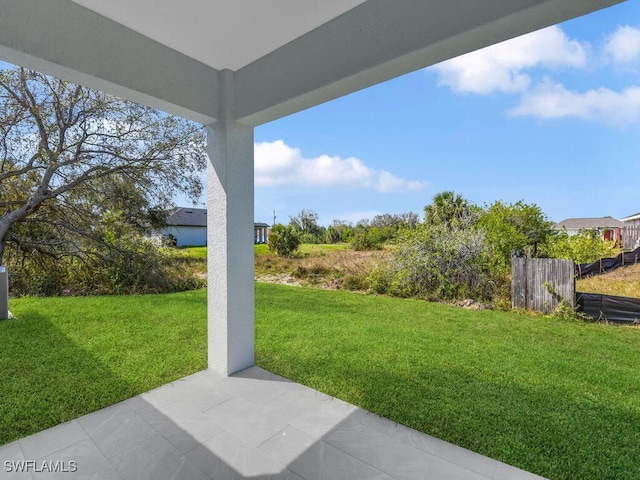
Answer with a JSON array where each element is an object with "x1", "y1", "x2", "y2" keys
[{"x1": 206, "y1": 117, "x2": 254, "y2": 376}]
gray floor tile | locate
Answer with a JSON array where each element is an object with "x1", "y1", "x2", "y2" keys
[
  {"x1": 155, "y1": 387, "x2": 234, "y2": 418},
  {"x1": 287, "y1": 440, "x2": 393, "y2": 480},
  {"x1": 325, "y1": 419, "x2": 488, "y2": 480},
  {"x1": 0, "y1": 441, "x2": 31, "y2": 480},
  {"x1": 19, "y1": 421, "x2": 87, "y2": 461},
  {"x1": 4, "y1": 367, "x2": 547, "y2": 480},
  {"x1": 144, "y1": 402, "x2": 227, "y2": 454},
  {"x1": 233, "y1": 367, "x2": 302, "y2": 386},
  {"x1": 76, "y1": 403, "x2": 158, "y2": 459},
  {"x1": 258, "y1": 425, "x2": 316, "y2": 467},
  {"x1": 109, "y1": 434, "x2": 211, "y2": 480},
  {"x1": 349, "y1": 409, "x2": 446, "y2": 457},
  {"x1": 492, "y1": 463, "x2": 547, "y2": 480},
  {"x1": 127, "y1": 373, "x2": 233, "y2": 420},
  {"x1": 31, "y1": 438, "x2": 120, "y2": 480},
  {"x1": 289, "y1": 410, "x2": 349, "y2": 440},
  {"x1": 348, "y1": 409, "x2": 544, "y2": 480},
  {"x1": 203, "y1": 396, "x2": 288, "y2": 447},
  {"x1": 216, "y1": 368, "x2": 304, "y2": 408},
  {"x1": 283, "y1": 473, "x2": 304, "y2": 480},
  {"x1": 261, "y1": 388, "x2": 355, "y2": 426},
  {"x1": 124, "y1": 384, "x2": 204, "y2": 418},
  {"x1": 187, "y1": 430, "x2": 289, "y2": 480},
  {"x1": 174, "y1": 369, "x2": 227, "y2": 389}
]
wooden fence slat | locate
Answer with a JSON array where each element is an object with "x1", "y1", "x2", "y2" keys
[
  {"x1": 622, "y1": 226, "x2": 640, "y2": 250},
  {"x1": 511, "y1": 258, "x2": 575, "y2": 314}
]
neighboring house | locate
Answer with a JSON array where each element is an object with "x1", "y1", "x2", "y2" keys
[
  {"x1": 553, "y1": 217, "x2": 624, "y2": 243},
  {"x1": 621, "y1": 211, "x2": 640, "y2": 228},
  {"x1": 162, "y1": 207, "x2": 208, "y2": 247},
  {"x1": 621, "y1": 212, "x2": 640, "y2": 248},
  {"x1": 254, "y1": 222, "x2": 269, "y2": 244},
  {"x1": 159, "y1": 207, "x2": 270, "y2": 247}
]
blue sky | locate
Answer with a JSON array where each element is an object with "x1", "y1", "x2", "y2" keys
[{"x1": 253, "y1": 1, "x2": 640, "y2": 226}]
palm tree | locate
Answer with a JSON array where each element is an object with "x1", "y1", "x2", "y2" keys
[{"x1": 424, "y1": 191, "x2": 470, "y2": 227}]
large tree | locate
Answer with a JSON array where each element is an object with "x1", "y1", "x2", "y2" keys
[{"x1": 0, "y1": 66, "x2": 206, "y2": 264}]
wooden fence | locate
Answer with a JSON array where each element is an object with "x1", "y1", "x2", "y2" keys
[
  {"x1": 512, "y1": 258, "x2": 575, "y2": 314},
  {"x1": 622, "y1": 226, "x2": 640, "y2": 250}
]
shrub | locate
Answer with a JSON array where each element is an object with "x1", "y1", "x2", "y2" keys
[
  {"x1": 540, "y1": 230, "x2": 619, "y2": 264},
  {"x1": 340, "y1": 274, "x2": 367, "y2": 291},
  {"x1": 349, "y1": 229, "x2": 384, "y2": 251},
  {"x1": 268, "y1": 224, "x2": 301, "y2": 257},
  {"x1": 373, "y1": 224, "x2": 503, "y2": 303},
  {"x1": 6, "y1": 240, "x2": 203, "y2": 297}
]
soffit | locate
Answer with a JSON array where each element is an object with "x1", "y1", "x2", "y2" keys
[{"x1": 68, "y1": 0, "x2": 367, "y2": 71}]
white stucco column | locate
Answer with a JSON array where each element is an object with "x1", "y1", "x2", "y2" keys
[{"x1": 206, "y1": 71, "x2": 254, "y2": 376}]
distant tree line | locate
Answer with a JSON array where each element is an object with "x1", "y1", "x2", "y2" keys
[{"x1": 268, "y1": 209, "x2": 420, "y2": 257}]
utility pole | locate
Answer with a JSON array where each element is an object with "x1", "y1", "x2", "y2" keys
[{"x1": 273, "y1": 210, "x2": 276, "y2": 226}]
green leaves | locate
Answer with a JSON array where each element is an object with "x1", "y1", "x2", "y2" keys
[
  {"x1": 0, "y1": 65, "x2": 206, "y2": 289},
  {"x1": 268, "y1": 224, "x2": 301, "y2": 257}
]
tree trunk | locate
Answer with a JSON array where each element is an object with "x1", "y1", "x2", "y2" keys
[{"x1": 0, "y1": 220, "x2": 8, "y2": 265}]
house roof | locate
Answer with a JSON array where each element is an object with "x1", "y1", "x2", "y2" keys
[
  {"x1": 553, "y1": 217, "x2": 625, "y2": 230},
  {"x1": 621, "y1": 211, "x2": 640, "y2": 222},
  {"x1": 166, "y1": 208, "x2": 207, "y2": 227},
  {"x1": 166, "y1": 208, "x2": 270, "y2": 229}
]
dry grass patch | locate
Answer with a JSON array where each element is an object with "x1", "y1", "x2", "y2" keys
[
  {"x1": 255, "y1": 245, "x2": 387, "y2": 289},
  {"x1": 577, "y1": 263, "x2": 640, "y2": 298}
]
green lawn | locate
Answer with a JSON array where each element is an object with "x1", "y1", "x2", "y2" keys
[
  {"x1": 176, "y1": 245, "x2": 208, "y2": 258},
  {"x1": 1, "y1": 292, "x2": 207, "y2": 444},
  {"x1": 3, "y1": 285, "x2": 640, "y2": 479},
  {"x1": 254, "y1": 243, "x2": 349, "y2": 257},
  {"x1": 179, "y1": 243, "x2": 349, "y2": 259}
]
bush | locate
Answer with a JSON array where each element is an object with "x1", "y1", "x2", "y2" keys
[
  {"x1": 268, "y1": 224, "x2": 301, "y2": 257},
  {"x1": 349, "y1": 229, "x2": 384, "y2": 251},
  {"x1": 325, "y1": 226, "x2": 341, "y2": 244},
  {"x1": 340, "y1": 274, "x2": 368, "y2": 291},
  {"x1": 372, "y1": 224, "x2": 504, "y2": 303},
  {"x1": 6, "y1": 240, "x2": 203, "y2": 297},
  {"x1": 540, "y1": 230, "x2": 619, "y2": 264}
]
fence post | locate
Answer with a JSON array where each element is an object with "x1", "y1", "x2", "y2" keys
[{"x1": 0, "y1": 266, "x2": 8, "y2": 320}]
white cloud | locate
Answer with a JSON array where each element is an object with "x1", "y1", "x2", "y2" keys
[
  {"x1": 254, "y1": 140, "x2": 428, "y2": 193},
  {"x1": 510, "y1": 80, "x2": 640, "y2": 124},
  {"x1": 432, "y1": 26, "x2": 588, "y2": 94},
  {"x1": 604, "y1": 25, "x2": 640, "y2": 66}
]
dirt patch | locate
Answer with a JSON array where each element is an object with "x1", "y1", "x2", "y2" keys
[{"x1": 255, "y1": 273, "x2": 303, "y2": 287}]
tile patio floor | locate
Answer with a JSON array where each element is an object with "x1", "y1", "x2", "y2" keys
[{"x1": 0, "y1": 367, "x2": 545, "y2": 480}]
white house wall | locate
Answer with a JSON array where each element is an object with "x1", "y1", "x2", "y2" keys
[{"x1": 163, "y1": 226, "x2": 207, "y2": 247}]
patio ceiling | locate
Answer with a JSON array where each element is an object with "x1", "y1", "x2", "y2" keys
[{"x1": 0, "y1": 0, "x2": 624, "y2": 127}]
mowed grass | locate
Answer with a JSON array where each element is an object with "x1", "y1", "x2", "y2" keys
[
  {"x1": 3, "y1": 284, "x2": 640, "y2": 479},
  {"x1": 1, "y1": 291, "x2": 207, "y2": 445},
  {"x1": 255, "y1": 283, "x2": 640, "y2": 480},
  {"x1": 177, "y1": 245, "x2": 208, "y2": 258},
  {"x1": 254, "y1": 243, "x2": 349, "y2": 257}
]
